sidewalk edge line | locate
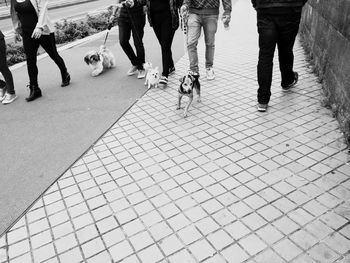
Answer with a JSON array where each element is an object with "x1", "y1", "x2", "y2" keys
[{"x1": 0, "y1": 69, "x2": 149, "y2": 239}]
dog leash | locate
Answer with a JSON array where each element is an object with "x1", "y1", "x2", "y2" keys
[
  {"x1": 103, "y1": 30, "x2": 109, "y2": 46},
  {"x1": 106, "y1": 2, "x2": 124, "y2": 46},
  {"x1": 179, "y1": 8, "x2": 189, "y2": 68}
]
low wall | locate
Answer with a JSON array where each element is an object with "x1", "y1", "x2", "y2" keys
[{"x1": 300, "y1": 0, "x2": 350, "y2": 145}]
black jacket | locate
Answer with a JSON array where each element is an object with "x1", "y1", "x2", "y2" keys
[
  {"x1": 252, "y1": 0, "x2": 307, "y2": 9},
  {"x1": 118, "y1": 0, "x2": 146, "y2": 18}
]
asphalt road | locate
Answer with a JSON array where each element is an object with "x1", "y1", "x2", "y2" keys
[{"x1": 0, "y1": 24, "x2": 185, "y2": 237}]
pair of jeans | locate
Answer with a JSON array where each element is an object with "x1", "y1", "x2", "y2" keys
[
  {"x1": 256, "y1": 12, "x2": 301, "y2": 104},
  {"x1": 22, "y1": 32, "x2": 67, "y2": 86},
  {"x1": 118, "y1": 13, "x2": 146, "y2": 70},
  {"x1": 0, "y1": 38, "x2": 15, "y2": 94},
  {"x1": 187, "y1": 13, "x2": 218, "y2": 73},
  {"x1": 151, "y1": 10, "x2": 176, "y2": 77}
]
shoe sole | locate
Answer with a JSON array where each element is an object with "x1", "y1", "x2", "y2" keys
[
  {"x1": 127, "y1": 71, "x2": 138, "y2": 76},
  {"x1": 257, "y1": 105, "x2": 267, "y2": 112},
  {"x1": 282, "y1": 73, "x2": 298, "y2": 91},
  {"x1": 2, "y1": 96, "x2": 17, "y2": 104}
]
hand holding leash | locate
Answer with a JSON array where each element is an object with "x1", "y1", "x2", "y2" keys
[
  {"x1": 108, "y1": 3, "x2": 124, "y2": 30},
  {"x1": 14, "y1": 32, "x2": 22, "y2": 43},
  {"x1": 222, "y1": 14, "x2": 231, "y2": 31},
  {"x1": 179, "y1": 5, "x2": 189, "y2": 35},
  {"x1": 124, "y1": 0, "x2": 134, "y2": 8}
]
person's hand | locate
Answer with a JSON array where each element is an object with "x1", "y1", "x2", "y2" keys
[
  {"x1": 107, "y1": 20, "x2": 114, "y2": 30},
  {"x1": 222, "y1": 14, "x2": 231, "y2": 30},
  {"x1": 31, "y1": 27, "x2": 43, "y2": 39},
  {"x1": 180, "y1": 5, "x2": 189, "y2": 17},
  {"x1": 14, "y1": 32, "x2": 22, "y2": 43},
  {"x1": 109, "y1": 14, "x2": 115, "y2": 23},
  {"x1": 125, "y1": 0, "x2": 134, "y2": 8}
]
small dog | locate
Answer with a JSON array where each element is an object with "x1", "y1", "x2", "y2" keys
[
  {"x1": 177, "y1": 73, "x2": 201, "y2": 118},
  {"x1": 144, "y1": 65, "x2": 160, "y2": 89},
  {"x1": 84, "y1": 45, "x2": 116, "y2": 77}
]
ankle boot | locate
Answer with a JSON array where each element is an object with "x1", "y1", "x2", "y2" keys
[
  {"x1": 26, "y1": 85, "x2": 42, "y2": 102},
  {"x1": 61, "y1": 72, "x2": 71, "y2": 87}
]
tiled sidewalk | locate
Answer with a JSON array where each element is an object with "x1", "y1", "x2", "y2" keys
[{"x1": 1, "y1": 1, "x2": 350, "y2": 263}]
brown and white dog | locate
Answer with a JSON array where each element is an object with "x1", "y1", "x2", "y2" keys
[
  {"x1": 84, "y1": 45, "x2": 116, "y2": 77},
  {"x1": 176, "y1": 73, "x2": 201, "y2": 117}
]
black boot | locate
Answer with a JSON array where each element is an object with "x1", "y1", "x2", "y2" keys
[
  {"x1": 26, "y1": 84, "x2": 42, "y2": 102},
  {"x1": 61, "y1": 72, "x2": 71, "y2": 87}
]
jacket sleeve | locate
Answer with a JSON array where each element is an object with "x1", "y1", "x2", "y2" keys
[
  {"x1": 251, "y1": 0, "x2": 256, "y2": 8},
  {"x1": 36, "y1": 0, "x2": 50, "y2": 29},
  {"x1": 182, "y1": 0, "x2": 190, "y2": 7},
  {"x1": 134, "y1": 0, "x2": 147, "y2": 7},
  {"x1": 176, "y1": 0, "x2": 183, "y2": 8},
  {"x1": 222, "y1": 0, "x2": 232, "y2": 15}
]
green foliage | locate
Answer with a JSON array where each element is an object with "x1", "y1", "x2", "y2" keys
[
  {"x1": 86, "y1": 9, "x2": 113, "y2": 31},
  {"x1": 6, "y1": 42, "x2": 26, "y2": 67},
  {"x1": 54, "y1": 19, "x2": 96, "y2": 44},
  {"x1": 6, "y1": 8, "x2": 113, "y2": 66}
]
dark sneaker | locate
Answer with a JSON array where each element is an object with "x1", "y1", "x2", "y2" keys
[
  {"x1": 257, "y1": 103, "x2": 268, "y2": 112},
  {"x1": 282, "y1": 72, "x2": 298, "y2": 91},
  {"x1": 159, "y1": 76, "x2": 168, "y2": 85},
  {"x1": 168, "y1": 66, "x2": 176, "y2": 75}
]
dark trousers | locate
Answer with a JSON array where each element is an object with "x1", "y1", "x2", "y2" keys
[
  {"x1": 22, "y1": 32, "x2": 67, "y2": 86},
  {"x1": 119, "y1": 14, "x2": 146, "y2": 70},
  {"x1": 151, "y1": 11, "x2": 176, "y2": 77},
  {"x1": 0, "y1": 38, "x2": 15, "y2": 94},
  {"x1": 257, "y1": 12, "x2": 301, "y2": 104}
]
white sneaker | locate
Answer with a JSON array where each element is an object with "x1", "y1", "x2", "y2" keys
[
  {"x1": 137, "y1": 69, "x2": 146, "y2": 79},
  {"x1": 0, "y1": 89, "x2": 4, "y2": 102},
  {"x1": 127, "y1": 66, "x2": 138, "y2": 76},
  {"x1": 206, "y1": 67, "x2": 215, "y2": 80},
  {"x1": 2, "y1": 93, "x2": 17, "y2": 105}
]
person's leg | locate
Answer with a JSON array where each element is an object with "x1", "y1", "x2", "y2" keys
[
  {"x1": 119, "y1": 18, "x2": 138, "y2": 67},
  {"x1": 187, "y1": 13, "x2": 202, "y2": 74},
  {"x1": 130, "y1": 13, "x2": 146, "y2": 70},
  {"x1": 277, "y1": 13, "x2": 301, "y2": 87},
  {"x1": 40, "y1": 33, "x2": 70, "y2": 86},
  {"x1": 202, "y1": 14, "x2": 218, "y2": 69},
  {"x1": 0, "y1": 38, "x2": 15, "y2": 95},
  {"x1": 257, "y1": 13, "x2": 278, "y2": 104},
  {"x1": 160, "y1": 20, "x2": 176, "y2": 77},
  {"x1": 22, "y1": 33, "x2": 40, "y2": 86},
  {"x1": 151, "y1": 11, "x2": 174, "y2": 77},
  {"x1": 22, "y1": 33, "x2": 42, "y2": 101},
  {"x1": 40, "y1": 34, "x2": 68, "y2": 76}
]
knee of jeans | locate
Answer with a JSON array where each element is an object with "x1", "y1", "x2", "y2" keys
[{"x1": 187, "y1": 39, "x2": 198, "y2": 50}]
